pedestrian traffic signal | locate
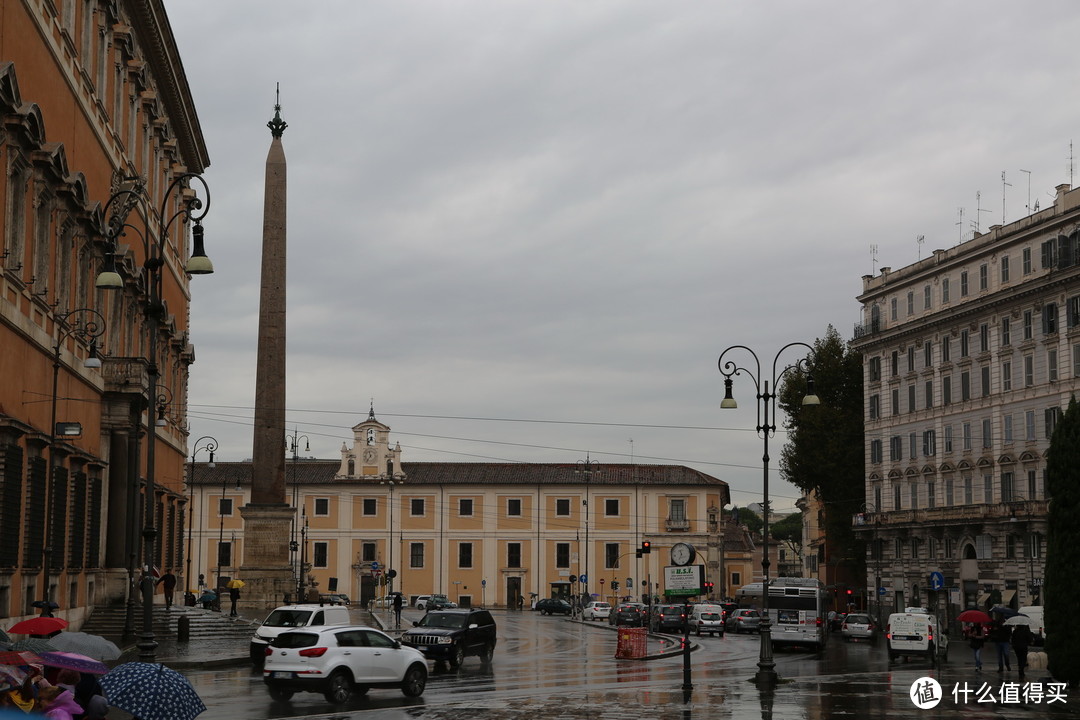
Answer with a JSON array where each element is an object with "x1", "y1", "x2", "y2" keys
[{"x1": 641, "y1": 541, "x2": 651, "y2": 554}]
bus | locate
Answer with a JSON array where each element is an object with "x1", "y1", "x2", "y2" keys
[{"x1": 734, "y1": 577, "x2": 828, "y2": 650}]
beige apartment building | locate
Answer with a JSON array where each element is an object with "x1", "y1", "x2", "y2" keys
[
  {"x1": 188, "y1": 412, "x2": 730, "y2": 609},
  {"x1": 850, "y1": 184, "x2": 1080, "y2": 616}
]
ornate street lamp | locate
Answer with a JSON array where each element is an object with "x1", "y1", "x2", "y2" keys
[
  {"x1": 186, "y1": 436, "x2": 217, "y2": 602},
  {"x1": 718, "y1": 342, "x2": 819, "y2": 686},
  {"x1": 575, "y1": 455, "x2": 599, "y2": 609},
  {"x1": 287, "y1": 430, "x2": 310, "y2": 601},
  {"x1": 96, "y1": 172, "x2": 214, "y2": 660},
  {"x1": 42, "y1": 308, "x2": 106, "y2": 613}
]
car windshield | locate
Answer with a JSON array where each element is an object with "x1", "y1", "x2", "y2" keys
[
  {"x1": 270, "y1": 632, "x2": 319, "y2": 648},
  {"x1": 263, "y1": 610, "x2": 313, "y2": 627},
  {"x1": 419, "y1": 614, "x2": 467, "y2": 629},
  {"x1": 700, "y1": 613, "x2": 721, "y2": 621}
]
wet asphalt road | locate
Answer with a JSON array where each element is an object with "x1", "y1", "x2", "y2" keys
[{"x1": 171, "y1": 612, "x2": 1079, "y2": 719}]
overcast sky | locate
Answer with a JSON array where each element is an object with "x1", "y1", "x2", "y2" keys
[{"x1": 168, "y1": 1, "x2": 1080, "y2": 512}]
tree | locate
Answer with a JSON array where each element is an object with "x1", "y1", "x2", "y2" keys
[
  {"x1": 771, "y1": 512, "x2": 804, "y2": 572},
  {"x1": 776, "y1": 325, "x2": 865, "y2": 585},
  {"x1": 728, "y1": 506, "x2": 762, "y2": 536},
  {"x1": 1045, "y1": 395, "x2": 1080, "y2": 686}
]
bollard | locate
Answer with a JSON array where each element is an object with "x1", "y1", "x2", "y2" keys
[{"x1": 177, "y1": 614, "x2": 190, "y2": 642}]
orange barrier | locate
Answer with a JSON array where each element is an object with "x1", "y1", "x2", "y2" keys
[{"x1": 615, "y1": 626, "x2": 647, "y2": 658}]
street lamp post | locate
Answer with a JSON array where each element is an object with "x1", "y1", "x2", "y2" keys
[
  {"x1": 187, "y1": 437, "x2": 217, "y2": 603},
  {"x1": 858, "y1": 502, "x2": 880, "y2": 621},
  {"x1": 380, "y1": 478, "x2": 401, "y2": 596},
  {"x1": 287, "y1": 430, "x2": 310, "y2": 602},
  {"x1": 42, "y1": 308, "x2": 106, "y2": 614},
  {"x1": 215, "y1": 470, "x2": 242, "y2": 604},
  {"x1": 97, "y1": 172, "x2": 214, "y2": 660},
  {"x1": 576, "y1": 455, "x2": 599, "y2": 607},
  {"x1": 718, "y1": 342, "x2": 819, "y2": 686}
]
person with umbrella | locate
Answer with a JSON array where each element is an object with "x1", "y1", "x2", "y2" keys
[
  {"x1": 99, "y1": 661, "x2": 206, "y2": 720},
  {"x1": 226, "y1": 579, "x2": 244, "y2": 617},
  {"x1": 1011, "y1": 620, "x2": 1033, "y2": 679},
  {"x1": 38, "y1": 684, "x2": 83, "y2": 720},
  {"x1": 197, "y1": 589, "x2": 216, "y2": 611},
  {"x1": 988, "y1": 619, "x2": 1012, "y2": 673}
]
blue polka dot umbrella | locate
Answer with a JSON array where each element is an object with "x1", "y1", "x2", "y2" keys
[{"x1": 99, "y1": 662, "x2": 206, "y2": 720}]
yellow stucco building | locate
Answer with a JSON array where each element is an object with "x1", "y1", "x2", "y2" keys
[{"x1": 189, "y1": 412, "x2": 730, "y2": 609}]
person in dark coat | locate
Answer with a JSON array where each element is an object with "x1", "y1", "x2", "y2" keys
[
  {"x1": 990, "y1": 620, "x2": 1012, "y2": 672},
  {"x1": 1011, "y1": 622, "x2": 1033, "y2": 679},
  {"x1": 229, "y1": 586, "x2": 240, "y2": 617},
  {"x1": 156, "y1": 570, "x2": 177, "y2": 609},
  {"x1": 392, "y1": 592, "x2": 403, "y2": 627}
]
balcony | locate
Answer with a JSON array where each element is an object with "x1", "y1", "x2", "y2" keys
[
  {"x1": 852, "y1": 499, "x2": 1047, "y2": 532},
  {"x1": 665, "y1": 517, "x2": 690, "y2": 531}
]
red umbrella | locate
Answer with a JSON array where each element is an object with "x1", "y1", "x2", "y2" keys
[
  {"x1": 7, "y1": 617, "x2": 69, "y2": 635},
  {"x1": 956, "y1": 609, "x2": 992, "y2": 624},
  {"x1": 0, "y1": 651, "x2": 41, "y2": 667}
]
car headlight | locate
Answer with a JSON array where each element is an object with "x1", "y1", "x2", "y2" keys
[{"x1": 437, "y1": 637, "x2": 453, "y2": 644}]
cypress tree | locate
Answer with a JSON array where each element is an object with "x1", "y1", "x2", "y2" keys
[{"x1": 1045, "y1": 395, "x2": 1080, "y2": 686}]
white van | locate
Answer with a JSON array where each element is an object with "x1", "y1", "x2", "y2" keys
[
  {"x1": 688, "y1": 604, "x2": 726, "y2": 636},
  {"x1": 1017, "y1": 606, "x2": 1045, "y2": 646},
  {"x1": 249, "y1": 603, "x2": 351, "y2": 664},
  {"x1": 886, "y1": 610, "x2": 948, "y2": 665}
]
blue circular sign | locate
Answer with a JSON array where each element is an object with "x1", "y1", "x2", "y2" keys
[
  {"x1": 929, "y1": 571, "x2": 944, "y2": 591},
  {"x1": 579, "y1": 574, "x2": 587, "y2": 584},
  {"x1": 371, "y1": 561, "x2": 380, "y2": 570},
  {"x1": 878, "y1": 587, "x2": 887, "y2": 596}
]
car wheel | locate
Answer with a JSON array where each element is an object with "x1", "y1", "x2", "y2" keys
[
  {"x1": 449, "y1": 643, "x2": 465, "y2": 669},
  {"x1": 267, "y1": 685, "x2": 294, "y2": 702},
  {"x1": 478, "y1": 642, "x2": 495, "y2": 666},
  {"x1": 401, "y1": 663, "x2": 427, "y2": 697},
  {"x1": 323, "y1": 670, "x2": 353, "y2": 704}
]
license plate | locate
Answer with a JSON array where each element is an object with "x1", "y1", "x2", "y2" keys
[
  {"x1": 895, "y1": 635, "x2": 919, "y2": 641},
  {"x1": 271, "y1": 672, "x2": 292, "y2": 679}
]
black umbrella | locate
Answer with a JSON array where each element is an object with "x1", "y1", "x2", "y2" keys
[{"x1": 989, "y1": 606, "x2": 1022, "y2": 619}]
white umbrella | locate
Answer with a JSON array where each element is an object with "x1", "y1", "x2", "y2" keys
[
  {"x1": 49, "y1": 631, "x2": 121, "y2": 660},
  {"x1": 1003, "y1": 615, "x2": 1034, "y2": 627}
]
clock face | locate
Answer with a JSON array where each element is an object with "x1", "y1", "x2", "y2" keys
[
  {"x1": 363, "y1": 448, "x2": 376, "y2": 463},
  {"x1": 671, "y1": 542, "x2": 696, "y2": 566}
]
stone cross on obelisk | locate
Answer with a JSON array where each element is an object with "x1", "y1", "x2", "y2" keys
[{"x1": 239, "y1": 87, "x2": 295, "y2": 609}]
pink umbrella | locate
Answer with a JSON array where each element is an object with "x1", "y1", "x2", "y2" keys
[{"x1": 38, "y1": 651, "x2": 109, "y2": 675}]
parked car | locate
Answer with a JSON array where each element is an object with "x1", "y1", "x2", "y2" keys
[
  {"x1": 416, "y1": 594, "x2": 456, "y2": 610},
  {"x1": 688, "y1": 604, "x2": 726, "y2": 637},
  {"x1": 719, "y1": 602, "x2": 738, "y2": 621},
  {"x1": 582, "y1": 601, "x2": 612, "y2": 621},
  {"x1": 250, "y1": 604, "x2": 351, "y2": 665},
  {"x1": 263, "y1": 625, "x2": 427, "y2": 703},
  {"x1": 400, "y1": 608, "x2": 497, "y2": 669},
  {"x1": 318, "y1": 593, "x2": 351, "y2": 605},
  {"x1": 534, "y1": 598, "x2": 573, "y2": 615},
  {"x1": 841, "y1": 613, "x2": 878, "y2": 643},
  {"x1": 609, "y1": 603, "x2": 647, "y2": 627},
  {"x1": 725, "y1": 609, "x2": 762, "y2": 634},
  {"x1": 650, "y1": 604, "x2": 688, "y2": 633}
]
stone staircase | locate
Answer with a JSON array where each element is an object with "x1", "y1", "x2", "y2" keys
[{"x1": 82, "y1": 604, "x2": 260, "y2": 647}]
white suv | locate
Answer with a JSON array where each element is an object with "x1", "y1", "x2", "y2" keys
[{"x1": 263, "y1": 625, "x2": 427, "y2": 703}]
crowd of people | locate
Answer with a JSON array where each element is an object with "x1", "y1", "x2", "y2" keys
[
  {"x1": 965, "y1": 618, "x2": 1033, "y2": 677},
  {"x1": 1, "y1": 665, "x2": 108, "y2": 719}
]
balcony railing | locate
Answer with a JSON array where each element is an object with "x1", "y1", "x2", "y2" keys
[
  {"x1": 665, "y1": 517, "x2": 690, "y2": 531},
  {"x1": 852, "y1": 499, "x2": 1048, "y2": 529}
]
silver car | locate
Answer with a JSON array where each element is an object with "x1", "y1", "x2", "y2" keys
[
  {"x1": 725, "y1": 609, "x2": 761, "y2": 633},
  {"x1": 841, "y1": 613, "x2": 878, "y2": 643}
]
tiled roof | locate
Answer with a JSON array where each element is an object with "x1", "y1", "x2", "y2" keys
[{"x1": 190, "y1": 460, "x2": 727, "y2": 495}]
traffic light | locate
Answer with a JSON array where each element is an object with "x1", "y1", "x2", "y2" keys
[
  {"x1": 569, "y1": 574, "x2": 577, "y2": 584},
  {"x1": 641, "y1": 541, "x2": 651, "y2": 554},
  {"x1": 703, "y1": 581, "x2": 714, "y2": 593}
]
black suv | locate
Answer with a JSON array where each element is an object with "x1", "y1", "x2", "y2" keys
[{"x1": 400, "y1": 608, "x2": 497, "y2": 668}]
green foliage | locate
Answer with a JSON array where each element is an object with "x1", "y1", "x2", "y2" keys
[
  {"x1": 771, "y1": 512, "x2": 803, "y2": 557},
  {"x1": 776, "y1": 326, "x2": 865, "y2": 571},
  {"x1": 729, "y1": 506, "x2": 762, "y2": 535},
  {"x1": 1045, "y1": 395, "x2": 1080, "y2": 685}
]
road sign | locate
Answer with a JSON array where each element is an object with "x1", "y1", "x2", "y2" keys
[
  {"x1": 372, "y1": 568, "x2": 382, "y2": 577},
  {"x1": 599, "y1": 578, "x2": 605, "y2": 586},
  {"x1": 626, "y1": 577, "x2": 633, "y2": 587},
  {"x1": 371, "y1": 561, "x2": 380, "y2": 570},
  {"x1": 878, "y1": 587, "x2": 886, "y2": 596},
  {"x1": 929, "y1": 571, "x2": 944, "y2": 591},
  {"x1": 579, "y1": 574, "x2": 587, "y2": 584},
  {"x1": 481, "y1": 579, "x2": 486, "y2": 587}
]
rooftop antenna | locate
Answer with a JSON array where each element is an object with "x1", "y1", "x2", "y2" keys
[
  {"x1": 916, "y1": 235, "x2": 925, "y2": 260},
  {"x1": 1002, "y1": 171, "x2": 1012, "y2": 225},
  {"x1": 955, "y1": 207, "x2": 965, "y2": 245},
  {"x1": 973, "y1": 191, "x2": 991, "y2": 235},
  {"x1": 1020, "y1": 169, "x2": 1032, "y2": 215},
  {"x1": 870, "y1": 244, "x2": 879, "y2": 274}
]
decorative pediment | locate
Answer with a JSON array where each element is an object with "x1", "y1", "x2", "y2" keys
[
  {"x1": 0, "y1": 62, "x2": 21, "y2": 114},
  {"x1": 921, "y1": 465, "x2": 936, "y2": 476},
  {"x1": 976, "y1": 456, "x2": 995, "y2": 469},
  {"x1": 939, "y1": 462, "x2": 955, "y2": 473},
  {"x1": 1019, "y1": 451, "x2": 1041, "y2": 464},
  {"x1": 997, "y1": 454, "x2": 1016, "y2": 466}
]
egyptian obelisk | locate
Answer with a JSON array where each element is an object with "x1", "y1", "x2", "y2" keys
[{"x1": 239, "y1": 89, "x2": 294, "y2": 609}]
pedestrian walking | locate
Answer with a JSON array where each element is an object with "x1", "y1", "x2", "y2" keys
[
  {"x1": 392, "y1": 593, "x2": 403, "y2": 627},
  {"x1": 966, "y1": 622, "x2": 987, "y2": 671},
  {"x1": 229, "y1": 585, "x2": 240, "y2": 617},
  {"x1": 990, "y1": 620, "x2": 1012, "y2": 672},
  {"x1": 156, "y1": 569, "x2": 177, "y2": 609},
  {"x1": 1011, "y1": 622, "x2": 1032, "y2": 679}
]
